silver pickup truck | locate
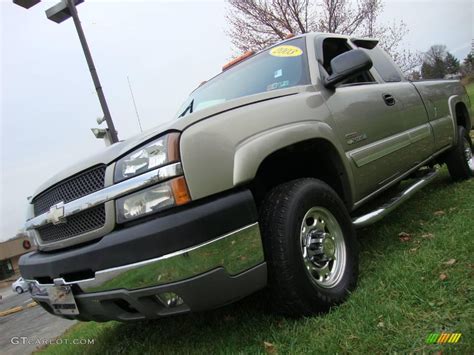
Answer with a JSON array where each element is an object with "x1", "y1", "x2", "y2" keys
[{"x1": 20, "y1": 32, "x2": 473, "y2": 322}]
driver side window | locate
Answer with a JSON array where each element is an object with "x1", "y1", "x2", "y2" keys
[{"x1": 322, "y1": 38, "x2": 375, "y2": 86}]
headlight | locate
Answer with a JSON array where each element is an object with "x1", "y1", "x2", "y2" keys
[
  {"x1": 114, "y1": 133, "x2": 180, "y2": 182},
  {"x1": 116, "y1": 177, "x2": 190, "y2": 223}
]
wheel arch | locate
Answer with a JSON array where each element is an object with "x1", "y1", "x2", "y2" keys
[
  {"x1": 233, "y1": 122, "x2": 354, "y2": 208},
  {"x1": 454, "y1": 101, "x2": 471, "y2": 131}
]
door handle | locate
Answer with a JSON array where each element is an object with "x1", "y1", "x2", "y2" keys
[{"x1": 382, "y1": 93, "x2": 396, "y2": 106}]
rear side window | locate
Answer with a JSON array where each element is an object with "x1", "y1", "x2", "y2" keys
[
  {"x1": 320, "y1": 37, "x2": 375, "y2": 85},
  {"x1": 362, "y1": 47, "x2": 403, "y2": 82}
]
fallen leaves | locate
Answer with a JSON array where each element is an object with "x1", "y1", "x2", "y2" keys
[
  {"x1": 421, "y1": 233, "x2": 434, "y2": 240},
  {"x1": 439, "y1": 273, "x2": 448, "y2": 281},
  {"x1": 436, "y1": 260, "x2": 455, "y2": 282},
  {"x1": 263, "y1": 341, "x2": 277, "y2": 354},
  {"x1": 398, "y1": 232, "x2": 411, "y2": 242},
  {"x1": 443, "y1": 258, "x2": 456, "y2": 266}
]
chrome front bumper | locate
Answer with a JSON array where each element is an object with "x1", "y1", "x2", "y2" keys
[{"x1": 26, "y1": 223, "x2": 266, "y2": 321}]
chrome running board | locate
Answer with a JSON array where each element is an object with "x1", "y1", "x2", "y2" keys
[{"x1": 352, "y1": 169, "x2": 439, "y2": 228}]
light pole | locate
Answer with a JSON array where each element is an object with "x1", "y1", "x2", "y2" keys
[{"x1": 13, "y1": 0, "x2": 119, "y2": 143}]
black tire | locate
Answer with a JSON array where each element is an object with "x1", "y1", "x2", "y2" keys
[
  {"x1": 15, "y1": 287, "x2": 23, "y2": 294},
  {"x1": 445, "y1": 126, "x2": 474, "y2": 181},
  {"x1": 260, "y1": 178, "x2": 359, "y2": 316}
]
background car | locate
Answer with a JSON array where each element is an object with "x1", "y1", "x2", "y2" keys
[{"x1": 11, "y1": 277, "x2": 28, "y2": 294}]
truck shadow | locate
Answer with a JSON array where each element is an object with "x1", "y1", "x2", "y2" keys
[
  {"x1": 80, "y1": 171, "x2": 465, "y2": 353},
  {"x1": 89, "y1": 291, "x2": 277, "y2": 351}
]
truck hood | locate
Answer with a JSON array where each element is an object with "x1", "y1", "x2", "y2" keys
[{"x1": 32, "y1": 86, "x2": 307, "y2": 199}]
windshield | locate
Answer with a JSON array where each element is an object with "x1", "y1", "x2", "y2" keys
[{"x1": 177, "y1": 37, "x2": 310, "y2": 118}]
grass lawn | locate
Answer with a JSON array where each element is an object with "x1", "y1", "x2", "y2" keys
[
  {"x1": 466, "y1": 82, "x2": 474, "y2": 101},
  {"x1": 40, "y1": 86, "x2": 474, "y2": 354}
]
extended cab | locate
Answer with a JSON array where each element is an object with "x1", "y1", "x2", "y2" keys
[{"x1": 20, "y1": 33, "x2": 473, "y2": 321}]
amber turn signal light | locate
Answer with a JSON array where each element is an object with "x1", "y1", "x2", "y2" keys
[{"x1": 170, "y1": 176, "x2": 191, "y2": 206}]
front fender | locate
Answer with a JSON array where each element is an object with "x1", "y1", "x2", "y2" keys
[
  {"x1": 180, "y1": 91, "x2": 352, "y2": 202},
  {"x1": 233, "y1": 121, "x2": 354, "y2": 198}
]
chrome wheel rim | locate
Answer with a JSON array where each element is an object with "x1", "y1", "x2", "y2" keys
[
  {"x1": 299, "y1": 207, "x2": 346, "y2": 289},
  {"x1": 463, "y1": 138, "x2": 474, "y2": 172}
]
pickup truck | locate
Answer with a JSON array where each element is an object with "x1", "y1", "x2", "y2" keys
[{"x1": 20, "y1": 32, "x2": 473, "y2": 322}]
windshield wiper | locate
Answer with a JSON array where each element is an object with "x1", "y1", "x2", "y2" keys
[{"x1": 178, "y1": 99, "x2": 194, "y2": 118}]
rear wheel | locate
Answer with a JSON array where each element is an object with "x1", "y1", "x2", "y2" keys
[
  {"x1": 260, "y1": 178, "x2": 359, "y2": 316},
  {"x1": 15, "y1": 286, "x2": 23, "y2": 294},
  {"x1": 445, "y1": 126, "x2": 474, "y2": 181}
]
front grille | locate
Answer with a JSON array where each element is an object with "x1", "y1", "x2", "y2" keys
[
  {"x1": 37, "y1": 205, "x2": 106, "y2": 243},
  {"x1": 33, "y1": 165, "x2": 106, "y2": 216}
]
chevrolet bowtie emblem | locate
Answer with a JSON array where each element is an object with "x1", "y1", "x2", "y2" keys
[{"x1": 47, "y1": 202, "x2": 66, "y2": 225}]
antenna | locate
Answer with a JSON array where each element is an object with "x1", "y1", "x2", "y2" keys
[{"x1": 127, "y1": 75, "x2": 143, "y2": 132}]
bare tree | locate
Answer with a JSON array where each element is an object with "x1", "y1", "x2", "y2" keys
[
  {"x1": 391, "y1": 49, "x2": 422, "y2": 75},
  {"x1": 226, "y1": 0, "x2": 317, "y2": 52},
  {"x1": 318, "y1": 0, "x2": 381, "y2": 35},
  {"x1": 226, "y1": 0, "x2": 421, "y2": 74},
  {"x1": 371, "y1": 20, "x2": 421, "y2": 74}
]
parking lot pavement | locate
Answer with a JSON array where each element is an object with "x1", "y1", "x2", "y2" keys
[
  {"x1": 0, "y1": 287, "x2": 76, "y2": 355},
  {"x1": 0, "y1": 288, "x2": 31, "y2": 312},
  {"x1": 0, "y1": 286, "x2": 16, "y2": 301}
]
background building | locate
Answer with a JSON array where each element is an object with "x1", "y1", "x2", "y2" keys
[{"x1": 0, "y1": 233, "x2": 35, "y2": 280}]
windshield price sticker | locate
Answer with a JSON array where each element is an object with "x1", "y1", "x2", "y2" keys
[{"x1": 270, "y1": 45, "x2": 303, "y2": 57}]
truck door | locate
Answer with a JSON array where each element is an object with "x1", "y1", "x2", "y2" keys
[
  {"x1": 361, "y1": 46, "x2": 435, "y2": 164},
  {"x1": 315, "y1": 37, "x2": 433, "y2": 203}
]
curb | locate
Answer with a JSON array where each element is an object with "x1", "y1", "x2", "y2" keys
[
  {"x1": 0, "y1": 306, "x2": 23, "y2": 317},
  {"x1": 0, "y1": 302, "x2": 37, "y2": 317}
]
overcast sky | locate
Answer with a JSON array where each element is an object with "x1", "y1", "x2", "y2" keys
[{"x1": 0, "y1": 0, "x2": 472, "y2": 242}]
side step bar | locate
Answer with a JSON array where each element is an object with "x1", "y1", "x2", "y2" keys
[{"x1": 352, "y1": 169, "x2": 439, "y2": 228}]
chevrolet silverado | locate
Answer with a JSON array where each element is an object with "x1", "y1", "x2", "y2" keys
[{"x1": 20, "y1": 33, "x2": 473, "y2": 321}]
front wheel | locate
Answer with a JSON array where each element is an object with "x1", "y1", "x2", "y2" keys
[
  {"x1": 445, "y1": 126, "x2": 474, "y2": 181},
  {"x1": 260, "y1": 178, "x2": 359, "y2": 316},
  {"x1": 15, "y1": 286, "x2": 23, "y2": 294}
]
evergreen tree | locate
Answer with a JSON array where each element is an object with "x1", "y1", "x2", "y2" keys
[
  {"x1": 444, "y1": 52, "x2": 460, "y2": 75},
  {"x1": 462, "y1": 53, "x2": 474, "y2": 75},
  {"x1": 421, "y1": 62, "x2": 434, "y2": 79},
  {"x1": 420, "y1": 45, "x2": 460, "y2": 79}
]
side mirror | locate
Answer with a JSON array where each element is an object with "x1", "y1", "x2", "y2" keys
[{"x1": 324, "y1": 49, "x2": 373, "y2": 89}]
